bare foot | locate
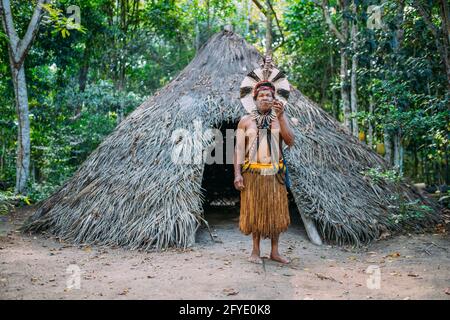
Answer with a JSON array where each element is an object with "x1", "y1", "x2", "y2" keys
[
  {"x1": 270, "y1": 253, "x2": 291, "y2": 264},
  {"x1": 248, "y1": 253, "x2": 263, "y2": 264}
]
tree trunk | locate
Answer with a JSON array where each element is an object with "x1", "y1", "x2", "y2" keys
[
  {"x1": 445, "y1": 142, "x2": 449, "y2": 184},
  {"x1": 321, "y1": 0, "x2": 350, "y2": 126},
  {"x1": 1, "y1": 129, "x2": 5, "y2": 175},
  {"x1": 11, "y1": 63, "x2": 31, "y2": 194},
  {"x1": 413, "y1": 142, "x2": 418, "y2": 179},
  {"x1": 265, "y1": 0, "x2": 272, "y2": 54},
  {"x1": 384, "y1": 128, "x2": 392, "y2": 167},
  {"x1": 206, "y1": 0, "x2": 210, "y2": 37},
  {"x1": 350, "y1": 1, "x2": 358, "y2": 137},
  {"x1": 350, "y1": 46, "x2": 358, "y2": 137},
  {"x1": 118, "y1": 59, "x2": 126, "y2": 91},
  {"x1": 330, "y1": 51, "x2": 338, "y2": 119},
  {"x1": 393, "y1": 128, "x2": 403, "y2": 174},
  {"x1": 423, "y1": 153, "x2": 430, "y2": 185},
  {"x1": 320, "y1": 64, "x2": 328, "y2": 106},
  {"x1": 195, "y1": 18, "x2": 201, "y2": 52},
  {"x1": 1, "y1": 0, "x2": 48, "y2": 194},
  {"x1": 246, "y1": 0, "x2": 251, "y2": 34},
  {"x1": 117, "y1": 0, "x2": 127, "y2": 91},
  {"x1": 78, "y1": 64, "x2": 89, "y2": 92},
  {"x1": 439, "y1": 0, "x2": 450, "y2": 90},
  {"x1": 340, "y1": 47, "x2": 351, "y2": 131},
  {"x1": 391, "y1": 1, "x2": 404, "y2": 174},
  {"x1": 435, "y1": 161, "x2": 440, "y2": 185},
  {"x1": 78, "y1": 42, "x2": 91, "y2": 92},
  {"x1": 437, "y1": 0, "x2": 450, "y2": 90},
  {"x1": 368, "y1": 97, "x2": 374, "y2": 148}
]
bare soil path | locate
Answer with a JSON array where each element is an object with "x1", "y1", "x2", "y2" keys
[{"x1": 1, "y1": 206, "x2": 449, "y2": 300}]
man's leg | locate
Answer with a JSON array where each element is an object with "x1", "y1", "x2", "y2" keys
[
  {"x1": 270, "y1": 234, "x2": 290, "y2": 264},
  {"x1": 248, "y1": 232, "x2": 263, "y2": 264}
]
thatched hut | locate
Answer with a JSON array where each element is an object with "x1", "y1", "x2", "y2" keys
[{"x1": 22, "y1": 30, "x2": 441, "y2": 250}]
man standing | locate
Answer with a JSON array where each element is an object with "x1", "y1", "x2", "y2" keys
[{"x1": 234, "y1": 61, "x2": 295, "y2": 264}]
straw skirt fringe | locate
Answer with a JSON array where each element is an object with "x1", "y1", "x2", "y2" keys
[{"x1": 239, "y1": 171, "x2": 290, "y2": 239}]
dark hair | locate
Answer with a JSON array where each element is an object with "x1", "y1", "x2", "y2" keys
[{"x1": 253, "y1": 81, "x2": 275, "y2": 100}]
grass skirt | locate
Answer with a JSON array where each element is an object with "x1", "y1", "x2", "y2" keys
[{"x1": 239, "y1": 170, "x2": 290, "y2": 239}]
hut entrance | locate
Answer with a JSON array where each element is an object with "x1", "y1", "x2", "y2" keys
[
  {"x1": 200, "y1": 120, "x2": 304, "y2": 231},
  {"x1": 201, "y1": 120, "x2": 240, "y2": 225}
]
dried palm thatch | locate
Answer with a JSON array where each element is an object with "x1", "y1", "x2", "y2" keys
[{"x1": 22, "y1": 30, "x2": 441, "y2": 250}]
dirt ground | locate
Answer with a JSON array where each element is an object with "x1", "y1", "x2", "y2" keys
[{"x1": 1, "y1": 205, "x2": 449, "y2": 300}]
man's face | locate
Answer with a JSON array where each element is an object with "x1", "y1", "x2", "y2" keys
[{"x1": 255, "y1": 89, "x2": 274, "y2": 113}]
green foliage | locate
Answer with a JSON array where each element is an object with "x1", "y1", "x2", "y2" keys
[
  {"x1": 42, "y1": 3, "x2": 87, "y2": 38},
  {"x1": 0, "y1": 31, "x2": 7, "y2": 41},
  {"x1": 361, "y1": 166, "x2": 402, "y2": 184},
  {"x1": 28, "y1": 80, "x2": 145, "y2": 196},
  {"x1": 0, "y1": 191, "x2": 31, "y2": 215},
  {"x1": 0, "y1": 0, "x2": 448, "y2": 206},
  {"x1": 26, "y1": 182, "x2": 59, "y2": 203},
  {"x1": 361, "y1": 165, "x2": 434, "y2": 226},
  {"x1": 281, "y1": 0, "x2": 336, "y2": 111},
  {"x1": 388, "y1": 198, "x2": 433, "y2": 225}
]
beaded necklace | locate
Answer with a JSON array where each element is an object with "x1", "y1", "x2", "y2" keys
[
  {"x1": 247, "y1": 108, "x2": 276, "y2": 161},
  {"x1": 250, "y1": 108, "x2": 276, "y2": 129}
]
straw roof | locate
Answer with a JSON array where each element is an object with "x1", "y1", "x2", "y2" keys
[{"x1": 22, "y1": 30, "x2": 441, "y2": 250}]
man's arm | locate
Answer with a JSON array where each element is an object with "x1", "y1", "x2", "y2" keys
[
  {"x1": 278, "y1": 113, "x2": 295, "y2": 147},
  {"x1": 273, "y1": 101, "x2": 295, "y2": 147},
  {"x1": 233, "y1": 117, "x2": 247, "y2": 190}
]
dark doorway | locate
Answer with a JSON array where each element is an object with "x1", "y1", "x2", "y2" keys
[{"x1": 201, "y1": 120, "x2": 240, "y2": 226}]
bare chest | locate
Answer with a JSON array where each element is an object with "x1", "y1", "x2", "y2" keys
[{"x1": 244, "y1": 119, "x2": 283, "y2": 161}]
